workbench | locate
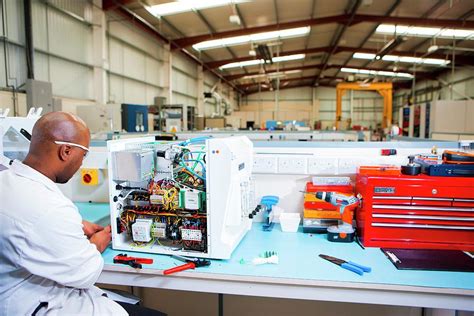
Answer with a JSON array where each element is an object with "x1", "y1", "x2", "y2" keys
[{"x1": 77, "y1": 203, "x2": 474, "y2": 311}]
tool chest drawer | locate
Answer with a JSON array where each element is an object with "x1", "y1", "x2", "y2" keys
[{"x1": 356, "y1": 171, "x2": 474, "y2": 251}]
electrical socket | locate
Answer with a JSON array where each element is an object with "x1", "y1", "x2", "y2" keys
[
  {"x1": 278, "y1": 156, "x2": 307, "y2": 174},
  {"x1": 253, "y1": 156, "x2": 278, "y2": 173},
  {"x1": 338, "y1": 157, "x2": 373, "y2": 174},
  {"x1": 307, "y1": 157, "x2": 338, "y2": 175}
]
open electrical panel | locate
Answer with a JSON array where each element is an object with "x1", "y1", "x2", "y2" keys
[{"x1": 108, "y1": 136, "x2": 254, "y2": 259}]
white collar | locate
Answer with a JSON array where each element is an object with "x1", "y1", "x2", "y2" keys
[{"x1": 10, "y1": 160, "x2": 62, "y2": 194}]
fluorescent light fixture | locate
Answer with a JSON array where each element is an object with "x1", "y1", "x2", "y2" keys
[
  {"x1": 219, "y1": 54, "x2": 305, "y2": 69},
  {"x1": 376, "y1": 24, "x2": 474, "y2": 40},
  {"x1": 353, "y1": 52, "x2": 449, "y2": 66},
  {"x1": 146, "y1": 0, "x2": 247, "y2": 17},
  {"x1": 193, "y1": 27, "x2": 310, "y2": 50},
  {"x1": 241, "y1": 70, "x2": 302, "y2": 80},
  {"x1": 341, "y1": 67, "x2": 413, "y2": 78}
]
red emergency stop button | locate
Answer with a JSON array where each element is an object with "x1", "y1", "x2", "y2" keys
[{"x1": 83, "y1": 173, "x2": 92, "y2": 184}]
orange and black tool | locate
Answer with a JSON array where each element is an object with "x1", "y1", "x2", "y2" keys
[
  {"x1": 442, "y1": 150, "x2": 474, "y2": 164},
  {"x1": 163, "y1": 255, "x2": 211, "y2": 275},
  {"x1": 113, "y1": 253, "x2": 154, "y2": 269}
]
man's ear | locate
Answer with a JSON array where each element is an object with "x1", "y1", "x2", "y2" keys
[{"x1": 58, "y1": 144, "x2": 72, "y2": 162}]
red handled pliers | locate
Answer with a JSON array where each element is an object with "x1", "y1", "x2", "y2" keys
[
  {"x1": 163, "y1": 255, "x2": 211, "y2": 275},
  {"x1": 113, "y1": 253, "x2": 154, "y2": 269}
]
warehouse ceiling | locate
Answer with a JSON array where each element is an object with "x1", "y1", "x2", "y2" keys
[{"x1": 103, "y1": 0, "x2": 474, "y2": 95}]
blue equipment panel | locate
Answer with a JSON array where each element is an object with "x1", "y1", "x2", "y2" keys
[{"x1": 121, "y1": 104, "x2": 148, "y2": 132}]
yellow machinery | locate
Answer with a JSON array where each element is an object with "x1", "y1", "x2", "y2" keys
[{"x1": 335, "y1": 82, "x2": 393, "y2": 130}]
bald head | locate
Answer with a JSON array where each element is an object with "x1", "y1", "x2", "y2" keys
[
  {"x1": 24, "y1": 111, "x2": 90, "y2": 183},
  {"x1": 29, "y1": 112, "x2": 89, "y2": 152}
]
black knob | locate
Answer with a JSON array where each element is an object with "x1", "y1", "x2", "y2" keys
[
  {"x1": 249, "y1": 214, "x2": 253, "y2": 219},
  {"x1": 113, "y1": 196, "x2": 118, "y2": 202}
]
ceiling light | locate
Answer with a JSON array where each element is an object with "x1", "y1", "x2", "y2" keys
[
  {"x1": 352, "y1": 52, "x2": 449, "y2": 66},
  {"x1": 241, "y1": 70, "x2": 302, "y2": 80},
  {"x1": 341, "y1": 67, "x2": 413, "y2": 78},
  {"x1": 229, "y1": 14, "x2": 241, "y2": 25},
  {"x1": 193, "y1": 27, "x2": 310, "y2": 50},
  {"x1": 376, "y1": 24, "x2": 474, "y2": 40},
  {"x1": 219, "y1": 54, "x2": 305, "y2": 69},
  {"x1": 146, "y1": 0, "x2": 248, "y2": 17},
  {"x1": 427, "y1": 45, "x2": 439, "y2": 53}
]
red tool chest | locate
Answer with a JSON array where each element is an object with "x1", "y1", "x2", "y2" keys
[{"x1": 356, "y1": 167, "x2": 474, "y2": 251}]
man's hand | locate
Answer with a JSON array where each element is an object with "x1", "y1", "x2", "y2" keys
[
  {"x1": 82, "y1": 220, "x2": 104, "y2": 239},
  {"x1": 89, "y1": 225, "x2": 112, "y2": 253}
]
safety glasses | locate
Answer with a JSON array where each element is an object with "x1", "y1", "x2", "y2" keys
[{"x1": 54, "y1": 141, "x2": 89, "y2": 158}]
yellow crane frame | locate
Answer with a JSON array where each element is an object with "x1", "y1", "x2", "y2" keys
[{"x1": 335, "y1": 82, "x2": 393, "y2": 129}]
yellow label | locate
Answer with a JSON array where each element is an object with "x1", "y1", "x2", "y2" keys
[{"x1": 81, "y1": 169, "x2": 99, "y2": 186}]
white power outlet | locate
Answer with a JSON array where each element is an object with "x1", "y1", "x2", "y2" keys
[
  {"x1": 253, "y1": 156, "x2": 278, "y2": 173},
  {"x1": 278, "y1": 156, "x2": 307, "y2": 174},
  {"x1": 308, "y1": 157, "x2": 338, "y2": 175},
  {"x1": 338, "y1": 157, "x2": 373, "y2": 174}
]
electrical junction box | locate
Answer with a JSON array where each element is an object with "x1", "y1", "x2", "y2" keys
[
  {"x1": 132, "y1": 219, "x2": 153, "y2": 242},
  {"x1": 81, "y1": 168, "x2": 99, "y2": 186},
  {"x1": 107, "y1": 136, "x2": 254, "y2": 259},
  {"x1": 179, "y1": 189, "x2": 204, "y2": 210},
  {"x1": 151, "y1": 222, "x2": 166, "y2": 239},
  {"x1": 26, "y1": 79, "x2": 53, "y2": 113},
  {"x1": 112, "y1": 150, "x2": 154, "y2": 182}
]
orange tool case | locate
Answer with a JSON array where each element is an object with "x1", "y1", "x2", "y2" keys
[
  {"x1": 356, "y1": 167, "x2": 474, "y2": 250},
  {"x1": 304, "y1": 183, "x2": 353, "y2": 210}
]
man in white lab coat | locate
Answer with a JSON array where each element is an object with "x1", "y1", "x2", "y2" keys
[{"x1": 0, "y1": 112, "x2": 165, "y2": 316}]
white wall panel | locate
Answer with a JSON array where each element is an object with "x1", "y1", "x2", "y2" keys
[
  {"x1": 123, "y1": 45, "x2": 145, "y2": 81},
  {"x1": 109, "y1": 74, "x2": 162, "y2": 105},
  {"x1": 123, "y1": 78, "x2": 147, "y2": 104},
  {"x1": 5, "y1": 0, "x2": 24, "y2": 44},
  {"x1": 2, "y1": 44, "x2": 27, "y2": 88},
  {"x1": 109, "y1": 74, "x2": 124, "y2": 103},
  {"x1": 173, "y1": 92, "x2": 197, "y2": 106},
  {"x1": 48, "y1": 0, "x2": 92, "y2": 21},
  {"x1": 49, "y1": 57, "x2": 93, "y2": 99},
  {"x1": 173, "y1": 53, "x2": 197, "y2": 77},
  {"x1": 34, "y1": 52, "x2": 50, "y2": 82},
  {"x1": 172, "y1": 68, "x2": 197, "y2": 99},
  {"x1": 108, "y1": 37, "x2": 123, "y2": 74},
  {"x1": 47, "y1": 6, "x2": 92, "y2": 65},
  {"x1": 145, "y1": 57, "x2": 161, "y2": 86},
  {"x1": 108, "y1": 21, "x2": 163, "y2": 60},
  {"x1": 32, "y1": 0, "x2": 48, "y2": 51}
]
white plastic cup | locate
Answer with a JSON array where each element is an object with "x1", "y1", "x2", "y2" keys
[{"x1": 279, "y1": 213, "x2": 301, "y2": 232}]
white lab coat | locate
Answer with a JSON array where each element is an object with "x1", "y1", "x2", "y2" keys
[{"x1": 0, "y1": 160, "x2": 127, "y2": 316}]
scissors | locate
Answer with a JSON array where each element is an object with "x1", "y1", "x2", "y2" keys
[{"x1": 319, "y1": 254, "x2": 372, "y2": 276}]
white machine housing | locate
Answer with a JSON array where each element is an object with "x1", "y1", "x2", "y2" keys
[
  {"x1": 107, "y1": 136, "x2": 254, "y2": 259},
  {"x1": 0, "y1": 108, "x2": 42, "y2": 166}
]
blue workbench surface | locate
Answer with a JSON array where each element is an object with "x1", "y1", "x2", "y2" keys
[{"x1": 77, "y1": 203, "x2": 474, "y2": 291}]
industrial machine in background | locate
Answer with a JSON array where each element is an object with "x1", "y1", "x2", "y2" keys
[
  {"x1": 0, "y1": 107, "x2": 41, "y2": 166},
  {"x1": 121, "y1": 104, "x2": 148, "y2": 132},
  {"x1": 107, "y1": 135, "x2": 254, "y2": 259},
  {"x1": 76, "y1": 104, "x2": 122, "y2": 134}
]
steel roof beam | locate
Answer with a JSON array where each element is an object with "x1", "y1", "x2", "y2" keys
[
  {"x1": 173, "y1": 14, "x2": 474, "y2": 48},
  {"x1": 206, "y1": 46, "x2": 454, "y2": 69},
  {"x1": 314, "y1": 0, "x2": 362, "y2": 86}
]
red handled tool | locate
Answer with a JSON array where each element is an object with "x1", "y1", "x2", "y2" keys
[
  {"x1": 163, "y1": 255, "x2": 211, "y2": 275},
  {"x1": 113, "y1": 253, "x2": 154, "y2": 269}
]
